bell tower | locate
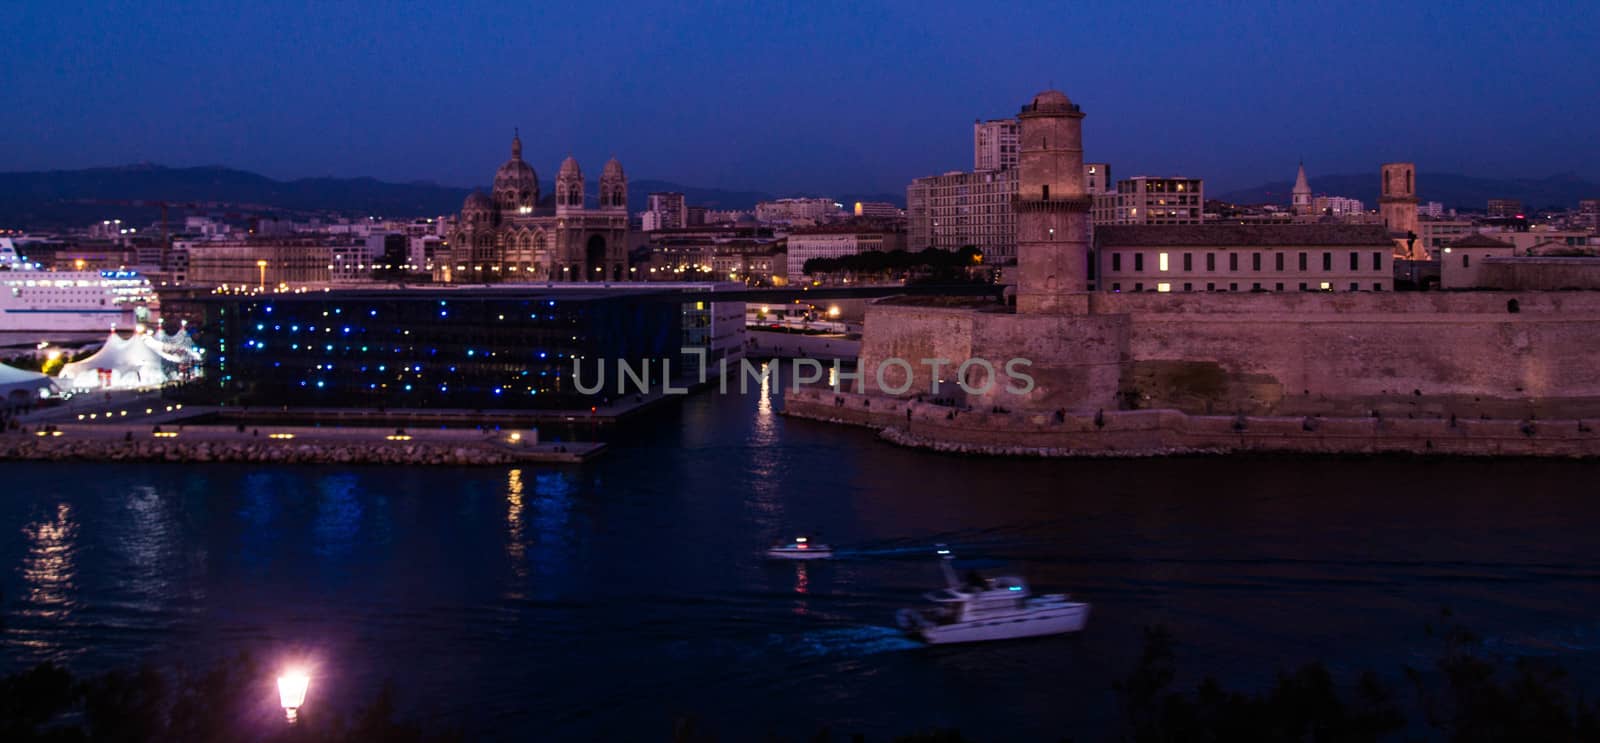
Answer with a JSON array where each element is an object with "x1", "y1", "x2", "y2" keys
[
  {"x1": 1379, "y1": 162, "x2": 1418, "y2": 236},
  {"x1": 1015, "y1": 90, "x2": 1091, "y2": 314}
]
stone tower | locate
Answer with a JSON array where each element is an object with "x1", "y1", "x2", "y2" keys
[
  {"x1": 1292, "y1": 162, "x2": 1313, "y2": 216},
  {"x1": 1379, "y1": 162, "x2": 1418, "y2": 236},
  {"x1": 556, "y1": 155, "x2": 584, "y2": 216},
  {"x1": 599, "y1": 157, "x2": 627, "y2": 213},
  {"x1": 1015, "y1": 90, "x2": 1091, "y2": 314}
]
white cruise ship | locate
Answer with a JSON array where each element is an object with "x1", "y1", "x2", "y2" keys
[{"x1": 0, "y1": 238, "x2": 158, "y2": 332}]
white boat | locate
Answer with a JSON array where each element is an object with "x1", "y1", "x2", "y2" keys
[
  {"x1": 895, "y1": 549, "x2": 1089, "y2": 645},
  {"x1": 765, "y1": 536, "x2": 833, "y2": 560},
  {"x1": 0, "y1": 238, "x2": 158, "y2": 333}
]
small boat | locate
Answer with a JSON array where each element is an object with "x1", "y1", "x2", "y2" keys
[
  {"x1": 765, "y1": 536, "x2": 833, "y2": 560},
  {"x1": 895, "y1": 548, "x2": 1089, "y2": 645}
]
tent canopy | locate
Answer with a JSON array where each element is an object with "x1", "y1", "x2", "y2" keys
[
  {"x1": 58, "y1": 331, "x2": 171, "y2": 390},
  {"x1": 0, "y1": 361, "x2": 54, "y2": 400}
]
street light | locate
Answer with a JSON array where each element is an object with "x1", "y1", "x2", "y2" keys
[{"x1": 277, "y1": 668, "x2": 310, "y2": 723}]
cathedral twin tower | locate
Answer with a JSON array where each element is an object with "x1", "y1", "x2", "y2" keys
[{"x1": 442, "y1": 132, "x2": 630, "y2": 284}]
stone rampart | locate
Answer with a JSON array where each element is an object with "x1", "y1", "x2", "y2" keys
[
  {"x1": 856, "y1": 291, "x2": 1600, "y2": 418},
  {"x1": 783, "y1": 387, "x2": 1600, "y2": 458}
]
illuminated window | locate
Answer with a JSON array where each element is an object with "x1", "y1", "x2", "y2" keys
[
  {"x1": 1319, "y1": 281, "x2": 1331, "y2": 291},
  {"x1": 1158, "y1": 253, "x2": 1169, "y2": 272},
  {"x1": 1157, "y1": 282, "x2": 1171, "y2": 293}
]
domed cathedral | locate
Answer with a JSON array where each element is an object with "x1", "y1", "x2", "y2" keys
[{"x1": 439, "y1": 131, "x2": 630, "y2": 283}]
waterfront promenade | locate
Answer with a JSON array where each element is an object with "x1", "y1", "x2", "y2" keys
[{"x1": 2, "y1": 422, "x2": 603, "y2": 465}]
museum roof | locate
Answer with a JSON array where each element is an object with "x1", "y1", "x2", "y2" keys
[{"x1": 1095, "y1": 224, "x2": 1395, "y2": 248}]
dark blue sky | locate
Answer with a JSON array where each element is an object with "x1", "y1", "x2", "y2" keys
[{"x1": 4, "y1": 0, "x2": 1597, "y2": 196}]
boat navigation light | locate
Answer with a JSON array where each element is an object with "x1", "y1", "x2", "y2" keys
[{"x1": 796, "y1": 537, "x2": 807, "y2": 543}]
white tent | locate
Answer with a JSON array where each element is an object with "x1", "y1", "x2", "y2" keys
[
  {"x1": 0, "y1": 361, "x2": 55, "y2": 405},
  {"x1": 58, "y1": 331, "x2": 171, "y2": 390}
]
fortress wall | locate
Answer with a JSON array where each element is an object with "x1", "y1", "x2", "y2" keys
[
  {"x1": 782, "y1": 387, "x2": 1600, "y2": 458},
  {"x1": 1480, "y1": 258, "x2": 1600, "y2": 291},
  {"x1": 858, "y1": 292, "x2": 1600, "y2": 418},
  {"x1": 1100, "y1": 292, "x2": 1600, "y2": 414}
]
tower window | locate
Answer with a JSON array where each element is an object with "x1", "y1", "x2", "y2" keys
[
  {"x1": 1229, "y1": 253, "x2": 1239, "y2": 271},
  {"x1": 1252, "y1": 253, "x2": 1261, "y2": 271},
  {"x1": 1206, "y1": 253, "x2": 1215, "y2": 271},
  {"x1": 1350, "y1": 252, "x2": 1359, "y2": 270},
  {"x1": 1112, "y1": 253, "x2": 1122, "y2": 271},
  {"x1": 1042, "y1": 185, "x2": 1049, "y2": 201},
  {"x1": 1275, "y1": 253, "x2": 1285, "y2": 271},
  {"x1": 1299, "y1": 252, "x2": 1308, "y2": 271},
  {"x1": 1372, "y1": 252, "x2": 1383, "y2": 270},
  {"x1": 1183, "y1": 253, "x2": 1192, "y2": 271},
  {"x1": 1322, "y1": 252, "x2": 1332, "y2": 271},
  {"x1": 1134, "y1": 254, "x2": 1144, "y2": 272}
]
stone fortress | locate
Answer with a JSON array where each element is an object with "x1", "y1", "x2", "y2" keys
[
  {"x1": 436, "y1": 131, "x2": 631, "y2": 284},
  {"x1": 786, "y1": 90, "x2": 1600, "y2": 457}
]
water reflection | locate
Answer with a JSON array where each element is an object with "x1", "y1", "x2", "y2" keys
[
  {"x1": 529, "y1": 471, "x2": 575, "y2": 598},
  {"x1": 21, "y1": 502, "x2": 79, "y2": 619},
  {"x1": 236, "y1": 473, "x2": 279, "y2": 577},
  {"x1": 313, "y1": 475, "x2": 362, "y2": 562},
  {"x1": 113, "y1": 485, "x2": 179, "y2": 611},
  {"x1": 506, "y1": 469, "x2": 528, "y2": 586},
  {"x1": 792, "y1": 562, "x2": 810, "y2": 616},
  {"x1": 745, "y1": 362, "x2": 784, "y2": 536}
]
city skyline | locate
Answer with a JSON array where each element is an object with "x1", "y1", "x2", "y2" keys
[{"x1": 4, "y1": 0, "x2": 1598, "y2": 195}]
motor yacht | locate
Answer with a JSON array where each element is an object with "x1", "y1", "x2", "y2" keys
[
  {"x1": 895, "y1": 548, "x2": 1089, "y2": 644},
  {"x1": 765, "y1": 536, "x2": 833, "y2": 560}
]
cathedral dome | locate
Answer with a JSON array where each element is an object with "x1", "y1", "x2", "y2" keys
[
  {"x1": 602, "y1": 157, "x2": 624, "y2": 179},
  {"x1": 493, "y1": 132, "x2": 539, "y2": 211},
  {"x1": 495, "y1": 158, "x2": 538, "y2": 192},
  {"x1": 462, "y1": 191, "x2": 493, "y2": 212}
]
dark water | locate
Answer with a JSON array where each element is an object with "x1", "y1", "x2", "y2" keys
[{"x1": 5, "y1": 366, "x2": 1600, "y2": 740}]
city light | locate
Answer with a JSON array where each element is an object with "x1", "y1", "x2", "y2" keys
[{"x1": 277, "y1": 669, "x2": 310, "y2": 723}]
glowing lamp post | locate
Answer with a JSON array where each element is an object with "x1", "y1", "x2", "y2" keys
[
  {"x1": 277, "y1": 669, "x2": 310, "y2": 723},
  {"x1": 256, "y1": 259, "x2": 268, "y2": 293}
]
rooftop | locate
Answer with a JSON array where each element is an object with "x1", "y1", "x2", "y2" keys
[
  {"x1": 1096, "y1": 224, "x2": 1395, "y2": 248},
  {"x1": 1448, "y1": 233, "x2": 1515, "y2": 249}
]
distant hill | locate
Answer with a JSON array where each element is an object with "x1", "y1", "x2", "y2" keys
[
  {"x1": 0, "y1": 164, "x2": 904, "y2": 230},
  {"x1": 1217, "y1": 172, "x2": 1600, "y2": 212}
]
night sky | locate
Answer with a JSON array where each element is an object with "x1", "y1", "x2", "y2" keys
[{"x1": 4, "y1": 0, "x2": 1597, "y2": 195}]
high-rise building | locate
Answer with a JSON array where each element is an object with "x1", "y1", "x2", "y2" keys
[
  {"x1": 1580, "y1": 199, "x2": 1600, "y2": 229},
  {"x1": 1108, "y1": 177, "x2": 1205, "y2": 225},
  {"x1": 1084, "y1": 163, "x2": 1111, "y2": 195},
  {"x1": 907, "y1": 162, "x2": 1112, "y2": 262},
  {"x1": 1419, "y1": 201, "x2": 1447, "y2": 219},
  {"x1": 1015, "y1": 90, "x2": 1091, "y2": 313},
  {"x1": 973, "y1": 118, "x2": 1020, "y2": 171},
  {"x1": 1379, "y1": 162, "x2": 1419, "y2": 236},
  {"x1": 1312, "y1": 196, "x2": 1364, "y2": 216},
  {"x1": 1487, "y1": 199, "x2": 1523, "y2": 218},
  {"x1": 906, "y1": 170, "x2": 1018, "y2": 260},
  {"x1": 645, "y1": 192, "x2": 688, "y2": 231},
  {"x1": 755, "y1": 198, "x2": 839, "y2": 224},
  {"x1": 786, "y1": 224, "x2": 907, "y2": 281}
]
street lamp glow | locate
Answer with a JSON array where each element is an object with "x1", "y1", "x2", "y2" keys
[{"x1": 277, "y1": 669, "x2": 310, "y2": 723}]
